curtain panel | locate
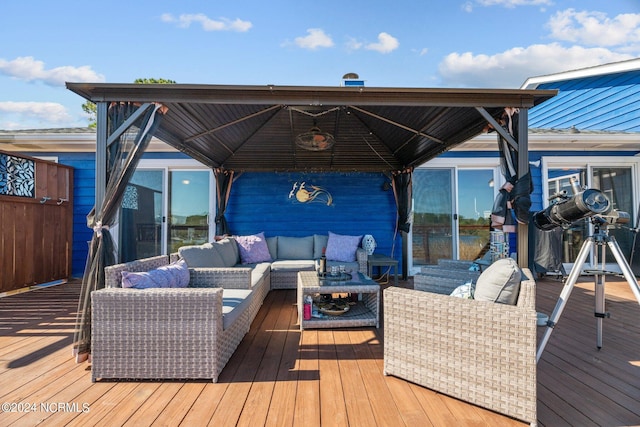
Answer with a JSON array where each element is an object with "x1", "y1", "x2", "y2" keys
[
  {"x1": 214, "y1": 168, "x2": 234, "y2": 236},
  {"x1": 72, "y1": 102, "x2": 165, "y2": 361}
]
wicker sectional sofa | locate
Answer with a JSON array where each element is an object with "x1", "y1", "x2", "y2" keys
[
  {"x1": 177, "y1": 233, "x2": 368, "y2": 290},
  {"x1": 91, "y1": 232, "x2": 368, "y2": 382},
  {"x1": 92, "y1": 254, "x2": 269, "y2": 382}
]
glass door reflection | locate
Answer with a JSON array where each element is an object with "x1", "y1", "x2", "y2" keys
[
  {"x1": 120, "y1": 170, "x2": 164, "y2": 262},
  {"x1": 168, "y1": 171, "x2": 210, "y2": 253},
  {"x1": 412, "y1": 169, "x2": 454, "y2": 265},
  {"x1": 457, "y1": 169, "x2": 493, "y2": 261}
]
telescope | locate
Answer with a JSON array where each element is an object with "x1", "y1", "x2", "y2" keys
[
  {"x1": 533, "y1": 188, "x2": 613, "y2": 231},
  {"x1": 534, "y1": 186, "x2": 640, "y2": 362}
]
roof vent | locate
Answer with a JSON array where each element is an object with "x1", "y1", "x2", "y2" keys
[{"x1": 341, "y1": 73, "x2": 364, "y2": 87}]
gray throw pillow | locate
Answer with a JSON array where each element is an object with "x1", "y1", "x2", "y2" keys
[
  {"x1": 266, "y1": 236, "x2": 278, "y2": 260},
  {"x1": 212, "y1": 238, "x2": 240, "y2": 267},
  {"x1": 277, "y1": 236, "x2": 314, "y2": 260},
  {"x1": 179, "y1": 243, "x2": 225, "y2": 268},
  {"x1": 474, "y1": 258, "x2": 522, "y2": 305},
  {"x1": 313, "y1": 234, "x2": 329, "y2": 259}
]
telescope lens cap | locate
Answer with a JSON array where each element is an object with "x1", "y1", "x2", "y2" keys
[{"x1": 583, "y1": 189, "x2": 610, "y2": 213}]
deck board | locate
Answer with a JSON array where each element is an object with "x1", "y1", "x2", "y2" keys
[{"x1": 1, "y1": 274, "x2": 639, "y2": 426}]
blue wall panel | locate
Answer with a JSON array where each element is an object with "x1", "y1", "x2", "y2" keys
[
  {"x1": 226, "y1": 172, "x2": 402, "y2": 267},
  {"x1": 26, "y1": 152, "x2": 96, "y2": 278}
]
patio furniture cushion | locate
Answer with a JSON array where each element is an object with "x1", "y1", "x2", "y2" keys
[
  {"x1": 121, "y1": 260, "x2": 190, "y2": 289},
  {"x1": 277, "y1": 236, "x2": 314, "y2": 260},
  {"x1": 270, "y1": 260, "x2": 317, "y2": 271},
  {"x1": 449, "y1": 281, "x2": 474, "y2": 299},
  {"x1": 235, "y1": 232, "x2": 272, "y2": 264},
  {"x1": 222, "y1": 288, "x2": 253, "y2": 330},
  {"x1": 474, "y1": 258, "x2": 521, "y2": 305},
  {"x1": 212, "y1": 238, "x2": 240, "y2": 267},
  {"x1": 325, "y1": 231, "x2": 362, "y2": 262},
  {"x1": 266, "y1": 236, "x2": 278, "y2": 259},
  {"x1": 179, "y1": 243, "x2": 225, "y2": 268},
  {"x1": 313, "y1": 234, "x2": 329, "y2": 258},
  {"x1": 250, "y1": 262, "x2": 271, "y2": 288}
]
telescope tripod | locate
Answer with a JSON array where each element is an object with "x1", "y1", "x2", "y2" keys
[{"x1": 536, "y1": 220, "x2": 640, "y2": 362}]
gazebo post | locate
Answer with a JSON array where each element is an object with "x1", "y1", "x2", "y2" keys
[
  {"x1": 517, "y1": 108, "x2": 529, "y2": 269},
  {"x1": 95, "y1": 101, "x2": 108, "y2": 212}
]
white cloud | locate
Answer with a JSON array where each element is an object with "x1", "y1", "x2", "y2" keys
[
  {"x1": 0, "y1": 101, "x2": 75, "y2": 129},
  {"x1": 365, "y1": 32, "x2": 399, "y2": 54},
  {"x1": 475, "y1": 0, "x2": 552, "y2": 8},
  {"x1": 0, "y1": 57, "x2": 104, "y2": 87},
  {"x1": 294, "y1": 29, "x2": 334, "y2": 50},
  {"x1": 161, "y1": 13, "x2": 252, "y2": 32},
  {"x1": 438, "y1": 43, "x2": 633, "y2": 88},
  {"x1": 548, "y1": 9, "x2": 640, "y2": 47},
  {"x1": 345, "y1": 37, "x2": 363, "y2": 52}
]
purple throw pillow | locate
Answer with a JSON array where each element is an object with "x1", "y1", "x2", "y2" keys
[
  {"x1": 121, "y1": 260, "x2": 189, "y2": 289},
  {"x1": 235, "y1": 232, "x2": 272, "y2": 264},
  {"x1": 325, "y1": 231, "x2": 362, "y2": 263}
]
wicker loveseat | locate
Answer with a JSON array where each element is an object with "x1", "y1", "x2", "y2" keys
[
  {"x1": 383, "y1": 262, "x2": 538, "y2": 425},
  {"x1": 91, "y1": 254, "x2": 269, "y2": 382}
]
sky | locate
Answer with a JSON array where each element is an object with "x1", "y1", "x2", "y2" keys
[{"x1": 1, "y1": 0, "x2": 639, "y2": 130}]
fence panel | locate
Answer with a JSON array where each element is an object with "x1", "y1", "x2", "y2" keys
[{"x1": 0, "y1": 150, "x2": 73, "y2": 293}]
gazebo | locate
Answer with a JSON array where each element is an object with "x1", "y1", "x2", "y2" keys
[{"x1": 65, "y1": 82, "x2": 555, "y2": 358}]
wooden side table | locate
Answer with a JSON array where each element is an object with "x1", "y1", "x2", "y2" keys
[{"x1": 367, "y1": 253, "x2": 398, "y2": 286}]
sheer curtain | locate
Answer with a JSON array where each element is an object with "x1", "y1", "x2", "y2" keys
[{"x1": 72, "y1": 102, "x2": 165, "y2": 362}]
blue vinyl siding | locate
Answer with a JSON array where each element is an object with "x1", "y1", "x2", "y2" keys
[
  {"x1": 226, "y1": 172, "x2": 402, "y2": 268},
  {"x1": 530, "y1": 70, "x2": 640, "y2": 132}
]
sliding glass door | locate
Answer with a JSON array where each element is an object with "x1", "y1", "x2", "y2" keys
[
  {"x1": 543, "y1": 159, "x2": 637, "y2": 269},
  {"x1": 412, "y1": 169, "x2": 454, "y2": 266},
  {"x1": 457, "y1": 169, "x2": 494, "y2": 261},
  {"x1": 120, "y1": 170, "x2": 164, "y2": 262},
  {"x1": 119, "y1": 164, "x2": 213, "y2": 262},
  {"x1": 412, "y1": 166, "x2": 496, "y2": 267}
]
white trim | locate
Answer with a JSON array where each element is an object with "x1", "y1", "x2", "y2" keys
[
  {"x1": 137, "y1": 158, "x2": 207, "y2": 169},
  {"x1": 521, "y1": 58, "x2": 640, "y2": 89},
  {"x1": 33, "y1": 155, "x2": 58, "y2": 163},
  {"x1": 420, "y1": 156, "x2": 500, "y2": 167}
]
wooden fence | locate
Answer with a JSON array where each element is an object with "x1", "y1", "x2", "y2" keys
[{"x1": 0, "y1": 151, "x2": 73, "y2": 293}]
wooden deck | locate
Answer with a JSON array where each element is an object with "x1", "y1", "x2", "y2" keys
[{"x1": 1, "y1": 275, "x2": 639, "y2": 426}]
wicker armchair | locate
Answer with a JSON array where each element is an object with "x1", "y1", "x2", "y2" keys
[{"x1": 383, "y1": 269, "x2": 537, "y2": 425}]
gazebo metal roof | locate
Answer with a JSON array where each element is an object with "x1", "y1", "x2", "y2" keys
[{"x1": 66, "y1": 83, "x2": 556, "y2": 172}]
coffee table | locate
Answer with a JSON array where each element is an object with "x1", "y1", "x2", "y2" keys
[{"x1": 297, "y1": 271, "x2": 380, "y2": 330}]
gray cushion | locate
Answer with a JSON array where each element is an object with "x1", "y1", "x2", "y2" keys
[
  {"x1": 212, "y1": 238, "x2": 239, "y2": 267},
  {"x1": 251, "y1": 262, "x2": 271, "y2": 288},
  {"x1": 270, "y1": 259, "x2": 317, "y2": 271},
  {"x1": 222, "y1": 289, "x2": 253, "y2": 329},
  {"x1": 313, "y1": 234, "x2": 329, "y2": 259},
  {"x1": 266, "y1": 236, "x2": 278, "y2": 260},
  {"x1": 277, "y1": 236, "x2": 314, "y2": 260},
  {"x1": 474, "y1": 258, "x2": 522, "y2": 305},
  {"x1": 179, "y1": 243, "x2": 225, "y2": 268}
]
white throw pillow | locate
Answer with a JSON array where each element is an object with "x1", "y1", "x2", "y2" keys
[{"x1": 450, "y1": 281, "x2": 474, "y2": 299}]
